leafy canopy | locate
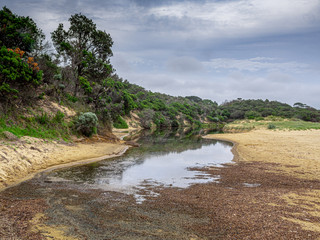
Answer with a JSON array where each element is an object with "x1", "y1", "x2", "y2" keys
[
  {"x1": 0, "y1": 6, "x2": 44, "y2": 53},
  {"x1": 51, "y1": 13, "x2": 113, "y2": 96}
]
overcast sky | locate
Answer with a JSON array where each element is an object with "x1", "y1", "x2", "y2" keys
[{"x1": 4, "y1": 0, "x2": 320, "y2": 107}]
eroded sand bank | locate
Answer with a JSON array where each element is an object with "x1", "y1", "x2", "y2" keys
[{"x1": 0, "y1": 136, "x2": 128, "y2": 191}]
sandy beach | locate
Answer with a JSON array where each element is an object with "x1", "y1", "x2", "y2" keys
[{"x1": 205, "y1": 129, "x2": 320, "y2": 180}]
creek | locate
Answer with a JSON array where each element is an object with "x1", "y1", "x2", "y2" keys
[
  {"x1": 46, "y1": 130, "x2": 233, "y2": 203},
  {"x1": 2, "y1": 129, "x2": 234, "y2": 239}
]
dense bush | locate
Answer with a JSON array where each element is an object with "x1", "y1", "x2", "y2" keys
[
  {"x1": 245, "y1": 110, "x2": 262, "y2": 119},
  {"x1": 0, "y1": 46, "x2": 42, "y2": 101},
  {"x1": 138, "y1": 108, "x2": 155, "y2": 129},
  {"x1": 113, "y1": 115, "x2": 128, "y2": 129},
  {"x1": 75, "y1": 112, "x2": 98, "y2": 137}
]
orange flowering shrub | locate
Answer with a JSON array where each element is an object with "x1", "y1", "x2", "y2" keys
[
  {"x1": 7, "y1": 47, "x2": 25, "y2": 58},
  {"x1": 7, "y1": 48, "x2": 40, "y2": 71},
  {"x1": 27, "y1": 56, "x2": 40, "y2": 71},
  {"x1": 0, "y1": 46, "x2": 42, "y2": 99}
]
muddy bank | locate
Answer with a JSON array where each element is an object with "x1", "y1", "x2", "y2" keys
[{"x1": 0, "y1": 136, "x2": 129, "y2": 191}]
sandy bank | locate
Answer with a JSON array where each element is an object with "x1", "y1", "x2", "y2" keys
[
  {"x1": 205, "y1": 129, "x2": 320, "y2": 180},
  {"x1": 0, "y1": 136, "x2": 129, "y2": 191}
]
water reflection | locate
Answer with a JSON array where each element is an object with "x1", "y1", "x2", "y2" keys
[{"x1": 49, "y1": 130, "x2": 233, "y2": 203}]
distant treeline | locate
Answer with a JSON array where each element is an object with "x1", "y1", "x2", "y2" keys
[{"x1": 219, "y1": 99, "x2": 320, "y2": 122}]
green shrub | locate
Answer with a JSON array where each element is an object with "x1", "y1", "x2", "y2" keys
[
  {"x1": 38, "y1": 92, "x2": 45, "y2": 99},
  {"x1": 138, "y1": 108, "x2": 155, "y2": 129},
  {"x1": 35, "y1": 112, "x2": 50, "y2": 125},
  {"x1": 245, "y1": 110, "x2": 261, "y2": 119},
  {"x1": 255, "y1": 116, "x2": 265, "y2": 121},
  {"x1": 194, "y1": 120, "x2": 202, "y2": 128},
  {"x1": 0, "y1": 46, "x2": 42, "y2": 101},
  {"x1": 171, "y1": 119, "x2": 180, "y2": 128},
  {"x1": 52, "y1": 111, "x2": 65, "y2": 123},
  {"x1": 65, "y1": 93, "x2": 78, "y2": 103},
  {"x1": 207, "y1": 116, "x2": 219, "y2": 122},
  {"x1": 113, "y1": 116, "x2": 128, "y2": 129},
  {"x1": 75, "y1": 112, "x2": 98, "y2": 137},
  {"x1": 153, "y1": 112, "x2": 170, "y2": 128},
  {"x1": 185, "y1": 115, "x2": 194, "y2": 124},
  {"x1": 268, "y1": 124, "x2": 276, "y2": 129}
]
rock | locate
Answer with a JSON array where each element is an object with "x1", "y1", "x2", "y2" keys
[
  {"x1": 0, "y1": 154, "x2": 8, "y2": 162},
  {"x1": 30, "y1": 146, "x2": 42, "y2": 152},
  {"x1": 3, "y1": 131, "x2": 18, "y2": 141},
  {"x1": 125, "y1": 141, "x2": 140, "y2": 147}
]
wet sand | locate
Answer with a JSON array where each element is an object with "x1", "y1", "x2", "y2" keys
[{"x1": 1, "y1": 129, "x2": 320, "y2": 239}]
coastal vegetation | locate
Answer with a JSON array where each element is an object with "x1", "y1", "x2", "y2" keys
[
  {"x1": 1, "y1": 7, "x2": 320, "y2": 140},
  {"x1": 0, "y1": 111, "x2": 71, "y2": 140},
  {"x1": 223, "y1": 116, "x2": 320, "y2": 132}
]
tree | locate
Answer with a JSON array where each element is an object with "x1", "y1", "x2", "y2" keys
[
  {"x1": 0, "y1": 6, "x2": 44, "y2": 53},
  {"x1": 51, "y1": 13, "x2": 113, "y2": 97},
  {"x1": 293, "y1": 102, "x2": 307, "y2": 109},
  {"x1": 186, "y1": 96, "x2": 202, "y2": 103},
  {"x1": 0, "y1": 46, "x2": 42, "y2": 106}
]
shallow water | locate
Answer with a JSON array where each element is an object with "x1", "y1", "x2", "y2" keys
[{"x1": 47, "y1": 131, "x2": 233, "y2": 202}]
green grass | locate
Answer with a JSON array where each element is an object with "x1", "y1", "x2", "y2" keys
[
  {"x1": 113, "y1": 116, "x2": 129, "y2": 129},
  {"x1": 201, "y1": 122, "x2": 225, "y2": 130},
  {"x1": 0, "y1": 113, "x2": 72, "y2": 141},
  {"x1": 224, "y1": 117, "x2": 320, "y2": 131},
  {"x1": 268, "y1": 120, "x2": 320, "y2": 130}
]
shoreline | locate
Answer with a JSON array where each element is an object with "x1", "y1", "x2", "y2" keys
[
  {"x1": 0, "y1": 136, "x2": 131, "y2": 192},
  {"x1": 204, "y1": 129, "x2": 320, "y2": 180}
]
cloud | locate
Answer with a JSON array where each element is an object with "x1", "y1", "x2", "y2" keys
[
  {"x1": 204, "y1": 58, "x2": 309, "y2": 73},
  {"x1": 166, "y1": 56, "x2": 203, "y2": 73},
  {"x1": 120, "y1": 64, "x2": 320, "y2": 108},
  {"x1": 149, "y1": 0, "x2": 320, "y2": 39}
]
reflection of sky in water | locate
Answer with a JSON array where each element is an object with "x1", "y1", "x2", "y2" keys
[
  {"x1": 104, "y1": 143, "x2": 232, "y2": 188},
  {"x1": 52, "y1": 140, "x2": 233, "y2": 203}
]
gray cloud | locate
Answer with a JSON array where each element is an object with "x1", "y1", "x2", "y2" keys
[
  {"x1": 204, "y1": 58, "x2": 309, "y2": 73},
  {"x1": 166, "y1": 56, "x2": 203, "y2": 73}
]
